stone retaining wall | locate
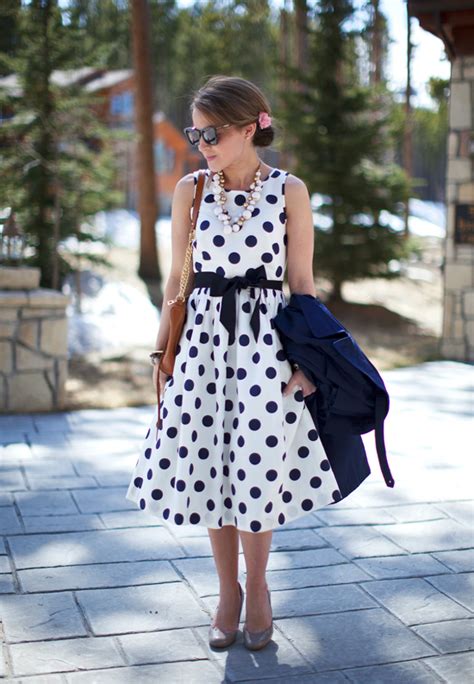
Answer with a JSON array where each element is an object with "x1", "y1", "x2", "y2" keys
[
  {"x1": 441, "y1": 56, "x2": 474, "y2": 361},
  {"x1": 0, "y1": 267, "x2": 70, "y2": 412}
]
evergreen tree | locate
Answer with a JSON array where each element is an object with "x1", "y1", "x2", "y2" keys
[
  {"x1": 277, "y1": 0, "x2": 411, "y2": 301},
  {"x1": 361, "y1": 0, "x2": 390, "y2": 88},
  {"x1": 66, "y1": 0, "x2": 131, "y2": 70},
  {"x1": 0, "y1": 0, "x2": 124, "y2": 290},
  {"x1": 391, "y1": 77, "x2": 448, "y2": 202},
  {"x1": 172, "y1": 0, "x2": 279, "y2": 130},
  {"x1": 0, "y1": 0, "x2": 21, "y2": 76}
]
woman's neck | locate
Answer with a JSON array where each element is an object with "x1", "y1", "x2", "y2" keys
[{"x1": 221, "y1": 159, "x2": 269, "y2": 191}]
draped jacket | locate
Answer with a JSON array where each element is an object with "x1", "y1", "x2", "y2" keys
[{"x1": 272, "y1": 293, "x2": 395, "y2": 500}]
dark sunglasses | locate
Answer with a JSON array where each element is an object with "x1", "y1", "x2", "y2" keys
[{"x1": 183, "y1": 124, "x2": 231, "y2": 146}]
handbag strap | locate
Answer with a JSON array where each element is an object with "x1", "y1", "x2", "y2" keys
[
  {"x1": 155, "y1": 169, "x2": 206, "y2": 436},
  {"x1": 174, "y1": 169, "x2": 206, "y2": 301}
]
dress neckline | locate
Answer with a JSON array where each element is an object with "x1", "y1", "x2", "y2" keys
[{"x1": 205, "y1": 167, "x2": 276, "y2": 193}]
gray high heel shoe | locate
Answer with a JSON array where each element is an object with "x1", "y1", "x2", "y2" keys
[
  {"x1": 243, "y1": 588, "x2": 274, "y2": 651},
  {"x1": 208, "y1": 581, "x2": 244, "y2": 648}
]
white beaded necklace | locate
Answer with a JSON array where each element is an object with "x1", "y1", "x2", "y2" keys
[{"x1": 211, "y1": 165, "x2": 264, "y2": 234}]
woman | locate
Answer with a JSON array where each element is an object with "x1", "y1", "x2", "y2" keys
[{"x1": 126, "y1": 75, "x2": 342, "y2": 651}]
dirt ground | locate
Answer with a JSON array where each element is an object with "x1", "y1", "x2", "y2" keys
[{"x1": 64, "y1": 237, "x2": 444, "y2": 411}]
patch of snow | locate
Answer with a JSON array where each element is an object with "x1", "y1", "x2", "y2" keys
[
  {"x1": 63, "y1": 271, "x2": 159, "y2": 358},
  {"x1": 92, "y1": 209, "x2": 171, "y2": 249},
  {"x1": 311, "y1": 194, "x2": 446, "y2": 238}
]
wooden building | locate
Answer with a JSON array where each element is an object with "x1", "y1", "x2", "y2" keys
[
  {"x1": 0, "y1": 68, "x2": 201, "y2": 216},
  {"x1": 85, "y1": 69, "x2": 201, "y2": 215}
]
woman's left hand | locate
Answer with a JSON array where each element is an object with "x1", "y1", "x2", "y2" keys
[{"x1": 282, "y1": 368, "x2": 317, "y2": 398}]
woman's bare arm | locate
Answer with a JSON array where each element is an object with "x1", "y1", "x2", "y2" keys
[
  {"x1": 282, "y1": 173, "x2": 318, "y2": 397},
  {"x1": 154, "y1": 173, "x2": 195, "y2": 350},
  {"x1": 285, "y1": 174, "x2": 317, "y2": 297}
]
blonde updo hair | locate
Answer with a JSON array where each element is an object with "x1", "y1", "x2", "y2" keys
[{"x1": 190, "y1": 75, "x2": 275, "y2": 148}]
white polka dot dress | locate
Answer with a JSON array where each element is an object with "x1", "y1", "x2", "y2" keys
[{"x1": 126, "y1": 167, "x2": 342, "y2": 533}]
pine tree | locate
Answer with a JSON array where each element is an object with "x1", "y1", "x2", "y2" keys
[
  {"x1": 277, "y1": 0, "x2": 411, "y2": 301},
  {"x1": 0, "y1": 0, "x2": 21, "y2": 76},
  {"x1": 0, "y1": 0, "x2": 124, "y2": 290}
]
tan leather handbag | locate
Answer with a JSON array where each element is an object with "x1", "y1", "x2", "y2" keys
[{"x1": 155, "y1": 169, "x2": 206, "y2": 430}]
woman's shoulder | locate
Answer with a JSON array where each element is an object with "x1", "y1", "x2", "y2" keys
[
  {"x1": 281, "y1": 171, "x2": 310, "y2": 193},
  {"x1": 175, "y1": 170, "x2": 210, "y2": 198},
  {"x1": 281, "y1": 172, "x2": 311, "y2": 212},
  {"x1": 279, "y1": 170, "x2": 305, "y2": 187},
  {"x1": 172, "y1": 173, "x2": 197, "y2": 213},
  {"x1": 269, "y1": 167, "x2": 305, "y2": 189},
  {"x1": 189, "y1": 167, "x2": 211, "y2": 180}
]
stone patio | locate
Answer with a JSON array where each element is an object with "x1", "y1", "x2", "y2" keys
[{"x1": 0, "y1": 360, "x2": 472, "y2": 682}]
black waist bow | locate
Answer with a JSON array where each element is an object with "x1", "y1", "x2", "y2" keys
[{"x1": 193, "y1": 265, "x2": 283, "y2": 345}]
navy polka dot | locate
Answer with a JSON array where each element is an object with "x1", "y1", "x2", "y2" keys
[{"x1": 213, "y1": 235, "x2": 225, "y2": 247}]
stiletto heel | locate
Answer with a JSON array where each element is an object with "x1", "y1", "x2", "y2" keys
[
  {"x1": 208, "y1": 581, "x2": 244, "y2": 648},
  {"x1": 243, "y1": 588, "x2": 273, "y2": 651}
]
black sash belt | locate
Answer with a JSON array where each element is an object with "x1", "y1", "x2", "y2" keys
[{"x1": 193, "y1": 265, "x2": 283, "y2": 345}]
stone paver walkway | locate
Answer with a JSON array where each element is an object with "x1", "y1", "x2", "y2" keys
[{"x1": 0, "y1": 360, "x2": 473, "y2": 683}]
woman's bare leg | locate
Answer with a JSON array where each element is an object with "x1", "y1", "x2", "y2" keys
[
  {"x1": 208, "y1": 525, "x2": 242, "y2": 629},
  {"x1": 239, "y1": 529, "x2": 273, "y2": 631}
]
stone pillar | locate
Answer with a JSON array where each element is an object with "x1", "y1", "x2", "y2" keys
[
  {"x1": 441, "y1": 56, "x2": 474, "y2": 362},
  {"x1": 0, "y1": 266, "x2": 70, "y2": 412}
]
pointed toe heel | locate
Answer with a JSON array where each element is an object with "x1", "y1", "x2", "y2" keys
[
  {"x1": 243, "y1": 588, "x2": 274, "y2": 651},
  {"x1": 208, "y1": 581, "x2": 244, "y2": 648}
]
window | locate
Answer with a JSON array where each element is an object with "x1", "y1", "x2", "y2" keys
[
  {"x1": 154, "y1": 139, "x2": 175, "y2": 173},
  {"x1": 110, "y1": 91, "x2": 134, "y2": 118}
]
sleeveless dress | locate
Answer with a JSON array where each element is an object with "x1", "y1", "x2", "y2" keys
[{"x1": 125, "y1": 167, "x2": 342, "y2": 533}]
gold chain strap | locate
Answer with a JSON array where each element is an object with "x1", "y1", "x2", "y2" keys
[
  {"x1": 175, "y1": 226, "x2": 196, "y2": 302},
  {"x1": 167, "y1": 171, "x2": 202, "y2": 305}
]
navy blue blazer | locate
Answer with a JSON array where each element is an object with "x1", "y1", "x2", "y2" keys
[{"x1": 273, "y1": 293, "x2": 394, "y2": 500}]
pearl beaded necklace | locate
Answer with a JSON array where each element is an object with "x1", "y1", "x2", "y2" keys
[{"x1": 211, "y1": 166, "x2": 264, "y2": 234}]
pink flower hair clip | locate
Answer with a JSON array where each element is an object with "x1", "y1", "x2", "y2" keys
[{"x1": 258, "y1": 111, "x2": 272, "y2": 129}]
